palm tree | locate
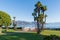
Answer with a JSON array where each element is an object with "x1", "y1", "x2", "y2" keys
[
  {"x1": 32, "y1": 1, "x2": 47, "y2": 35},
  {"x1": 41, "y1": 6, "x2": 47, "y2": 30},
  {"x1": 13, "y1": 17, "x2": 17, "y2": 30},
  {"x1": 33, "y1": 1, "x2": 42, "y2": 34},
  {"x1": 36, "y1": 1, "x2": 43, "y2": 34},
  {"x1": 13, "y1": 17, "x2": 15, "y2": 21}
]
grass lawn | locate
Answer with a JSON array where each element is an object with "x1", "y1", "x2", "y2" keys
[
  {"x1": 40, "y1": 30, "x2": 60, "y2": 36},
  {"x1": 0, "y1": 32, "x2": 43, "y2": 40},
  {"x1": 0, "y1": 30, "x2": 60, "y2": 40}
]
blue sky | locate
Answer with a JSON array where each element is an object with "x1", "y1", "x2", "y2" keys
[{"x1": 0, "y1": 0, "x2": 60, "y2": 23}]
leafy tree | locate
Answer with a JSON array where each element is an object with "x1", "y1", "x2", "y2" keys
[{"x1": 0, "y1": 11, "x2": 11, "y2": 32}]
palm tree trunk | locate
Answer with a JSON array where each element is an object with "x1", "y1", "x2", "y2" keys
[
  {"x1": 37, "y1": 20, "x2": 40, "y2": 34},
  {"x1": 38, "y1": 8, "x2": 40, "y2": 16},
  {"x1": 37, "y1": 8, "x2": 41, "y2": 35},
  {"x1": 14, "y1": 26, "x2": 16, "y2": 30},
  {"x1": 0, "y1": 25, "x2": 2, "y2": 33}
]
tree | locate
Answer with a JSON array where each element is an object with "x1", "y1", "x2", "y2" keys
[
  {"x1": 0, "y1": 17, "x2": 3, "y2": 33},
  {"x1": 32, "y1": 1, "x2": 47, "y2": 34},
  {"x1": 35, "y1": 1, "x2": 43, "y2": 34},
  {"x1": 41, "y1": 6, "x2": 47, "y2": 30},
  {"x1": 32, "y1": 1, "x2": 42, "y2": 34},
  {"x1": 13, "y1": 17, "x2": 17, "y2": 30},
  {"x1": 0, "y1": 11, "x2": 11, "y2": 32}
]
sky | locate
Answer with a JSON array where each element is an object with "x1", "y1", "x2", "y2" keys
[{"x1": 0, "y1": 0, "x2": 60, "y2": 23}]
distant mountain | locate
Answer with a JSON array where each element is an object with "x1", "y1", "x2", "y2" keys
[
  {"x1": 11, "y1": 21, "x2": 36, "y2": 28},
  {"x1": 10, "y1": 21, "x2": 60, "y2": 28}
]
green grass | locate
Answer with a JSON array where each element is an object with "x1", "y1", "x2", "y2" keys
[
  {"x1": 0, "y1": 32, "x2": 43, "y2": 40},
  {"x1": 2, "y1": 29, "x2": 15, "y2": 32},
  {"x1": 0, "y1": 30, "x2": 60, "y2": 40},
  {"x1": 40, "y1": 30, "x2": 60, "y2": 36},
  {"x1": 1, "y1": 29, "x2": 43, "y2": 40}
]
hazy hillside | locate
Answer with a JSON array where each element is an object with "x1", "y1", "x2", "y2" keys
[{"x1": 10, "y1": 21, "x2": 60, "y2": 28}]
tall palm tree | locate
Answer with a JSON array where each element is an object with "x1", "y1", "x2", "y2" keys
[
  {"x1": 13, "y1": 17, "x2": 17, "y2": 30},
  {"x1": 41, "y1": 6, "x2": 47, "y2": 30},
  {"x1": 13, "y1": 17, "x2": 15, "y2": 21},
  {"x1": 32, "y1": 1, "x2": 47, "y2": 35},
  {"x1": 34, "y1": 1, "x2": 42, "y2": 34}
]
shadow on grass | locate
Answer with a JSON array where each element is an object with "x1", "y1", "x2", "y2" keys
[{"x1": 0, "y1": 32, "x2": 60, "y2": 40}]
